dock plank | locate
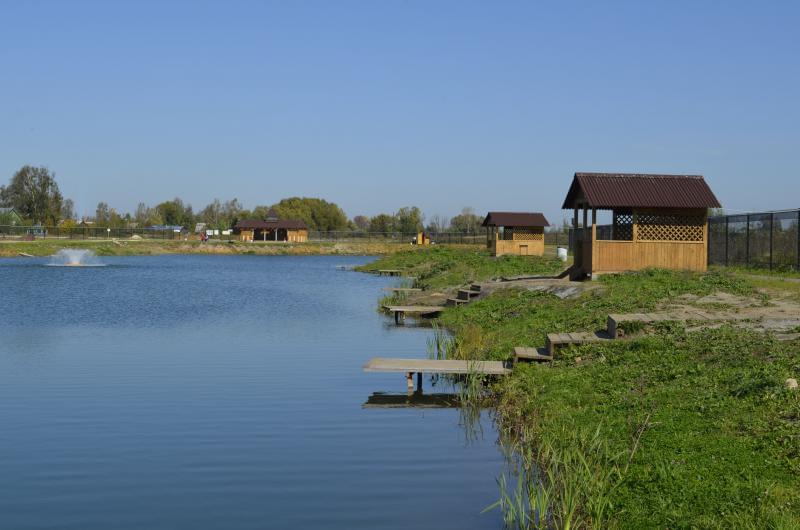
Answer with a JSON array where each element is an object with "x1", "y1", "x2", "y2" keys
[
  {"x1": 363, "y1": 357, "x2": 511, "y2": 375},
  {"x1": 382, "y1": 305, "x2": 445, "y2": 315}
]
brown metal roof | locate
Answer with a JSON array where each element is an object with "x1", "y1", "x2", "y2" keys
[
  {"x1": 235, "y1": 218, "x2": 308, "y2": 230},
  {"x1": 561, "y1": 172, "x2": 721, "y2": 210},
  {"x1": 482, "y1": 212, "x2": 550, "y2": 227}
]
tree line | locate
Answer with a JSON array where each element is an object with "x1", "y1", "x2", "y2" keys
[{"x1": 1, "y1": 165, "x2": 487, "y2": 234}]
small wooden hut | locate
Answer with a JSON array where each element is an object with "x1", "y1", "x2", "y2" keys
[
  {"x1": 562, "y1": 172, "x2": 721, "y2": 278},
  {"x1": 482, "y1": 212, "x2": 550, "y2": 257},
  {"x1": 235, "y1": 210, "x2": 308, "y2": 243}
]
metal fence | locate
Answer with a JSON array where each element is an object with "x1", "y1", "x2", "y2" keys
[
  {"x1": 0, "y1": 225, "x2": 182, "y2": 240},
  {"x1": 708, "y1": 209, "x2": 800, "y2": 270}
]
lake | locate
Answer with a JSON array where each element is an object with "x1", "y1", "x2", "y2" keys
[{"x1": 0, "y1": 254, "x2": 503, "y2": 529}]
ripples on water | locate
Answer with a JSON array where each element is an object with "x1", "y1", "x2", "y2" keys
[{"x1": 0, "y1": 255, "x2": 502, "y2": 529}]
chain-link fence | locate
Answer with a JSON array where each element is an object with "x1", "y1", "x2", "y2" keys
[
  {"x1": 708, "y1": 209, "x2": 800, "y2": 270},
  {"x1": 0, "y1": 225, "x2": 182, "y2": 240}
]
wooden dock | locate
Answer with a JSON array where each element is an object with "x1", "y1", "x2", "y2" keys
[
  {"x1": 383, "y1": 287, "x2": 422, "y2": 292},
  {"x1": 377, "y1": 269, "x2": 402, "y2": 276},
  {"x1": 364, "y1": 357, "x2": 511, "y2": 390},
  {"x1": 382, "y1": 305, "x2": 445, "y2": 324}
]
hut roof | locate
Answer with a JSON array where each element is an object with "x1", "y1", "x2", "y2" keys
[
  {"x1": 235, "y1": 218, "x2": 308, "y2": 230},
  {"x1": 561, "y1": 173, "x2": 721, "y2": 210},
  {"x1": 482, "y1": 212, "x2": 550, "y2": 228}
]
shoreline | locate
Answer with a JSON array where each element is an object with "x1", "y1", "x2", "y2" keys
[
  {"x1": 0, "y1": 239, "x2": 479, "y2": 258},
  {"x1": 358, "y1": 247, "x2": 800, "y2": 527}
]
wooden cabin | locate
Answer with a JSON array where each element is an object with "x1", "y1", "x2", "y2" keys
[
  {"x1": 482, "y1": 212, "x2": 549, "y2": 257},
  {"x1": 562, "y1": 172, "x2": 721, "y2": 278},
  {"x1": 235, "y1": 211, "x2": 308, "y2": 243}
]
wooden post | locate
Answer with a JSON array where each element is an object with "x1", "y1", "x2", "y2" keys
[
  {"x1": 394, "y1": 311, "x2": 404, "y2": 324},
  {"x1": 416, "y1": 372, "x2": 423, "y2": 392},
  {"x1": 573, "y1": 208, "x2": 579, "y2": 228},
  {"x1": 591, "y1": 208, "x2": 597, "y2": 241},
  {"x1": 582, "y1": 206, "x2": 588, "y2": 231},
  {"x1": 632, "y1": 210, "x2": 638, "y2": 242},
  {"x1": 406, "y1": 372, "x2": 414, "y2": 391}
]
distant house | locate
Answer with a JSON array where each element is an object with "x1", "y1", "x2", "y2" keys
[
  {"x1": 482, "y1": 212, "x2": 550, "y2": 256},
  {"x1": 562, "y1": 172, "x2": 721, "y2": 278},
  {"x1": 0, "y1": 207, "x2": 22, "y2": 226},
  {"x1": 235, "y1": 210, "x2": 308, "y2": 243}
]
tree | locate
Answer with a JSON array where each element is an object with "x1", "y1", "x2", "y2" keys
[
  {"x1": 449, "y1": 207, "x2": 483, "y2": 234},
  {"x1": 426, "y1": 214, "x2": 449, "y2": 234},
  {"x1": 0, "y1": 165, "x2": 64, "y2": 224},
  {"x1": 95, "y1": 202, "x2": 110, "y2": 225},
  {"x1": 368, "y1": 213, "x2": 395, "y2": 234},
  {"x1": 394, "y1": 206, "x2": 424, "y2": 234},
  {"x1": 61, "y1": 198, "x2": 76, "y2": 222},
  {"x1": 155, "y1": 198, "x2": 194, "y2": 227},
  {"x1": 269, "y1": 197, "x2": 349, "y2": 231},
  {"x1": 352, "y1": 215, "x2": 370, "y2": 231}
]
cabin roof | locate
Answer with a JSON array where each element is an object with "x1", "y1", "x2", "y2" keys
[
  {"x1": 482, "y1": 212, "x2": 549, "y2": 228},
  {"x1": 235, "y1": 218, "x2": 308, "y2": 230},
  {"x1": 561, "y1": 172, "x2": 721, "y2": 210}
]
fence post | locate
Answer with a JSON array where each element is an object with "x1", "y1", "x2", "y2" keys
[
  {"x1": 797, "y1": 210, "x2": 800, "y2": 271},
  {"x1": 724, "y1": 216, "x2": 729, "y2": 266},
  {"x1": 745, "y1": 214, "x2": 750, "y2": 267},
  {"x1": 769, "y1": 212, "x2": 774, "y2": 270}
]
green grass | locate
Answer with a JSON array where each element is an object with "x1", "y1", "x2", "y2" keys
[
  {"x1": 495, "y1": 327, "x2": 800, "y2": 528},
  {"x1": 356, "y1": 246, "x2": 564, "y2": 289},
  {"x1": 438, "y1": 268, "x2": 757, "y2": 360}
]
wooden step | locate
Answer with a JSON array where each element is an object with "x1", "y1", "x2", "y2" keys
[
  {"x1": 545, "y1": 331, "x2": 612, "y2": 356},
  {"x1": 513, "y1": 347, "x2": 553, "y2": 363},
  {"x1": 469, "y1": 284, "x2": 482, "y2": 292},
  {"x1": 446, "y1": 298, "x2": 469, "y2": 307},
  {"x1": 457, "y1": 288, "x2": 481, "y2": 301}
]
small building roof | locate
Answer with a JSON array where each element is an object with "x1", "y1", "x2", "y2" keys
[
  {"x1": 562, "y1": 172, "x2": 721, "y2": 210},
  {"x1": 482, "y1": 212, "x2": 550, "y2": 228},
  {"x1": 235, "y1": 218, "x2": 308, "y2": 230}
]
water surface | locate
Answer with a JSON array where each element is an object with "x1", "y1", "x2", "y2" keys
[{"x1": 0, "y1": 255, "x2": 502, "y2": 529}]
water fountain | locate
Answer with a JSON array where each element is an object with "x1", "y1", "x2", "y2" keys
[{"x1": 47, "y1": 249, "x2": 106, "y2": 267}]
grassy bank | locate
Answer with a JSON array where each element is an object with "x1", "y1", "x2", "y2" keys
[
  {"x1": 361, "y1": 248, "x2": 800, "y2": 528},
  {"x1": 356, "y1": 246, "x2": 564, "y2": 289},
  {"x1": 0, "y1": 238, "x2": 468, "y2": 257}
]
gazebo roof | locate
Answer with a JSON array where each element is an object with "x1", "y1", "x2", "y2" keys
[
  {"x1": 235, "y1": 218, "x2": 307, "y2": 230},
  {"x1": 482, "y1": 212, "x2": 549, "y2": 228},
  {"x1": 562, "y1": 173, "x2": 721, "y2": 210}
]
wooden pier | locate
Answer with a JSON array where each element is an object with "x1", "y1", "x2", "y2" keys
[
  {"x1": 364, "y1": 357, "x2": 511, "y2": 390},
  {"x1": 382, "y1": 305, "x2": 445, "y2": 324},
  {"x1": 377, "y1": 269, "x2": 402, "y2": 276}
]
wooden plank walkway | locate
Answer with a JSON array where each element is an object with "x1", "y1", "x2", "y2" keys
[
  {"x1": 383, "y1": 305, "x2": 445, "y2": 323},
  {"x1": 364, "y1": 357, "x2": 511, "y2": 390},
  {"x1": 364, "y1": 357, "x2": 510, "y2": 375}
]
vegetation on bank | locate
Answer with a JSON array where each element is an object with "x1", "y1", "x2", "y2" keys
[
  {"x1": 361, "y1": 248, "x2": 800, "y2": 528},
  {"x1": 0, "y1": 239, "x2": 444, "y2": 257},
  {"x1": 356, "y1": 246, "x2": 564, "y2": 290}
]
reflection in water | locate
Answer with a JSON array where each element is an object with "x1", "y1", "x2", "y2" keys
[{"x1": 363, "y1": 392, "x2": 462, "y2": 409}]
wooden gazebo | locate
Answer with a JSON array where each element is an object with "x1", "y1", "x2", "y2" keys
[
  {"x1": 482, "y1": 212, "x2": 550, "y2": 257},
  {"x1": 562, "y1": 173, "x2": 721, "y2": 278},
  {"x1": 235, "y1": 210, "x2": 308, "y2": 243}
]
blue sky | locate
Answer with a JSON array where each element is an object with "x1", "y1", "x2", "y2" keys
[{"x1": 1, "y1": 1, "x2": 798, "y2": 224}]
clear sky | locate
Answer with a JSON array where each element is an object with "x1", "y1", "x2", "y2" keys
[{"x1": 1, "y1": 1, "x2": 798, "y2": 224}]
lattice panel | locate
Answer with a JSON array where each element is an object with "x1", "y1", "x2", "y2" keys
[
  {"x1": 637, "y1": 214, "x2": 704, "y2": 241},
  {"x1": 613, "y1": 213, "x2": 633, "y2": 241},
  {"x1": 511, "y1": 229, "x2": 544, "y2": 241}
]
